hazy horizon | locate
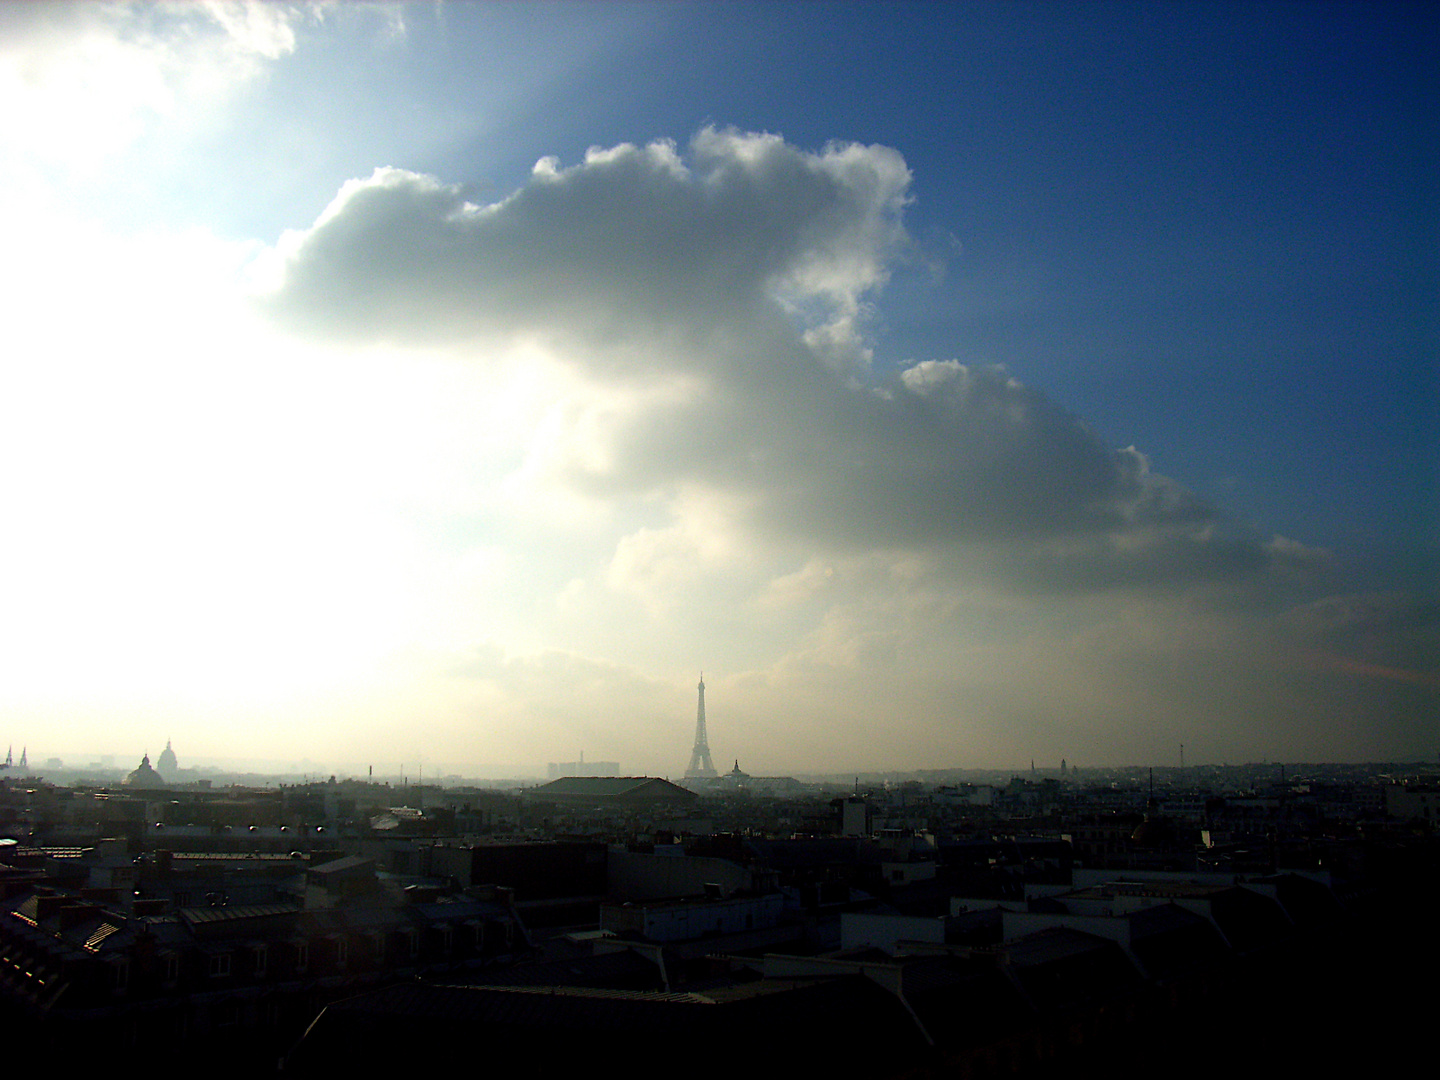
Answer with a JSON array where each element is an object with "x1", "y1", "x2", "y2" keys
[
  {"x1": 1, "y1": 3, "x2": 1434, "y2": 778},
  {"x1": 13, "y1": 742, "x2": 1435, "y2": 785}
]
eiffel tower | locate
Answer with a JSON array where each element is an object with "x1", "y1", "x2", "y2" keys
[{"x1": 685, "y1": 674, "x2": 718, "y2": 778}]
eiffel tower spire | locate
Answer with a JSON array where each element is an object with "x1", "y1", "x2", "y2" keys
[{"x1": 685, "y1": 673, "x2": 718, "y2": 778}]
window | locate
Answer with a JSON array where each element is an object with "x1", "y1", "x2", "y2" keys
[
  {"x1": 251, "y1": 944, "x2": 267, "y2": 978},
  {"x1": 209, "y1": 953, "x2": 231, "y2": 979}
]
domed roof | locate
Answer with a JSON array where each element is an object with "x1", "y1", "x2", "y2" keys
[
  {"x1": 122, "y1": 753, "x2": 167, "y2": 789},
  {"x1": 1129, "y1": 797, "x2": 1175, "y2": 847}
]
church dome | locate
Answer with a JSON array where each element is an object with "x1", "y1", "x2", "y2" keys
[
  {"x1": 122, "y1": 754, "x2": 167, "y2": 789},
  {"x1": 156, "y1": 739, "x2": 177, "y2": 778}
]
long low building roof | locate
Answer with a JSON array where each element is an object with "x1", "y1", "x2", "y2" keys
[{"x1": 525, "y1": 776, "x2": 697, "y2": 802}]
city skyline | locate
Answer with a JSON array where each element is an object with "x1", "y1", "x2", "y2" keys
[{"x1": 0, "y1": 2, "x2": 1434, "y2": 776}]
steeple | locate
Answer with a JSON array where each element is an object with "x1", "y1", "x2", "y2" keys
[{"x1": 685, "y1": 673, "x2": 718, "y2": 778}]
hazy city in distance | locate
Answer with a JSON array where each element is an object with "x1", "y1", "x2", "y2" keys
[{"x1": 0, "y1": 3, "x2": 1434, "y2": 778}]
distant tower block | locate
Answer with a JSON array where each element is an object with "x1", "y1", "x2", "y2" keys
[{"x1": 685, "y1": 674, "x2": 718, "y2": 778}]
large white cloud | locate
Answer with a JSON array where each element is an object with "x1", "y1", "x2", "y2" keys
[
  {"x1": 265, "y1": 129, "x2": 909, "y2": 372},
  {"x1": 262, "y1": 130, "x2": 1299, "y2": 590},
  {"x1": 237, "y1": 128, "x2": 1435, "y2": 773},
  {"x1": 3, "y1": 2, "x2": 1426, "y2": 775},
  {"x1": 5, "y1": 105, "x2": 1418, "y2": 773},
  {"x1": 0, "y1": 1, "x2": 308, "y2": 175}
]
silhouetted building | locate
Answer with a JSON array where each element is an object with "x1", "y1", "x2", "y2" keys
[
  {"x1": 525, "y1": 776, "x2": 697, "y2": 809},
  {"x1": 547, "y1": 754, "x2": 619, "y2": 779},
  {"x1": 121, "y1": 754, "x2": 166, "y2": 789},
  {"x1": 431, "y1": 840, "x2": 608, "y2": 902},
  {"x1": 0, "y1": 861, "x2": 529, "y2": 1070},
  {"x1": 156, "y1": 739, "x2": 177, "y2": 779},
  {"x1": 285, "y1": 972, "x2": 921, "y2": 1076}
]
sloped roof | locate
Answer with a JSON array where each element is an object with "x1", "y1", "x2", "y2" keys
[
  {"x1": 458, "y1": 948, "x2": 664, "y2": 991},
  {"x1": 179, "y1": 903, "x2": 301, "y2": 927},
  {"x1": 287, "y1": 974, "x2": 922, "y2": 1075},
  {"x1": 308, "y1": 854, "x2": 375, "y2": 877},
  {"x1": 1125, "y1": 902, "x2": 1228, "y2": 981},
  {"x1": 1002, "y1": 927, "x2": 1143, "y2": 1014},
  {"x1": 898, "y1": 956, "x2": 1032, "y2": 1046},
  {"x1": 528, "y1": 776, "x2": 696, "y2": 801}
]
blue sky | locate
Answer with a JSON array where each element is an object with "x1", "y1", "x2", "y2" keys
[
  {"x1": 1, "y1": 2, "x2": 1434, "y2": 775},
  {"x1": 85, "y1": 1, "x2": 1438, "y2": 554}
]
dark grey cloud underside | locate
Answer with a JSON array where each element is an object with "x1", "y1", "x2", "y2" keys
[{"x1": 266, "y1": 133, "x2": 1303, "y2": 588}]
